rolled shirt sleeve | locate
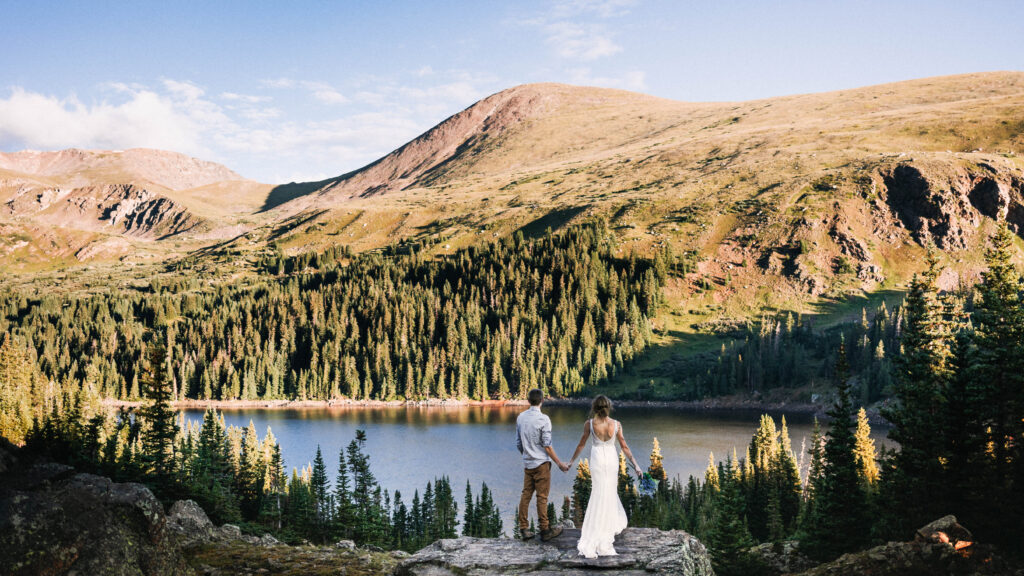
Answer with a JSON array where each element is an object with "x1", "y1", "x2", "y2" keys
[
  {"x1": 516, "y1": 421, "x2": 524, "y2": 453},
  {"x1": 540, "y1": 419, "x2": 552, "y2": 448}
]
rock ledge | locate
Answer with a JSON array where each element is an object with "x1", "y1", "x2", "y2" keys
[{"x1": 397, "y1": 527, "x2": 713, "y2": 576}]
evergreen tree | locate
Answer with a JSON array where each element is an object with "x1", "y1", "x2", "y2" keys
[
  {"x1": 462, "y1": 481, "x2": 475, "y2": 536},
  {"x1": 392, "y1": 490, "x2": 410, "y2": 549},
  {"x1": 774, "y1": 416, "x2": 802, "y2": 533},
  {"x1": 881, "y1": 253, "x2": 951, "y2": 535},
  {"x1": 259, "y1": 442, "x2": 286, "y2": 530},
  {"x1": 802, "y1": 341, "x2": 871, "y2": 560},
  {"x1": 707, "y1": 456, "x2": 757, "y2": 576},
  {"x1": 236, "y1": 421, "x2": 266, "y2": 520},
  {"x1": 0, "y1": 335, "x2": 39, "y2": 445},
  {"x1": 746, "y1": 414, "x2": 779, "y2": 541},
  {"x1": 138, "y1": 342, "x2": 178, "y2": 484},
  {"x1": 311, "y1": 445, "x2": 332, "y2": 540},
  {"x1": 853, "y1": 408, "x2": 879, "y2": 486},
  {"x1": 648, "y1": 437, "x2": 667, "y2": 483},
  {"x1": 572, "y1": 459, "x2": 592, "y2": 527},
  {"x1": 969, "y1": 221, "x2": 1024, "y2": 541},
  {"x1": 432, "y1": 476, "x2": 458, "y2": 539},
  {"x1": 335, "y1": 447, "x2": 355, "y2": 539}
]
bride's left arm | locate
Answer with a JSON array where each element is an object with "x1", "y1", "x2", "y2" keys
[
  {"x1": 568, "y1": 421, "x2": 590, "y2": 466},
  {"x1": 616, "y1": 423, "x2": 642, "y2": 473}
]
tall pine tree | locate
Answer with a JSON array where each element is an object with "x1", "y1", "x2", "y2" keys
[{"x1": 802, "y1": 340, "x2": 871, "y2": 561}]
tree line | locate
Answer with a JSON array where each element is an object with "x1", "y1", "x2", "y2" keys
[
  {"x1": 0, "y1": 222, "x2": 660, "y2": 408},
  {"x1": 650, "y1": 301, "x2": 900, "y2": 403},
  {"x1": 5, "y1": 340, "x2": 500, "y2": 550},
  {"x1": 569, "y1": 223, "x2": 1023, "y2": 574}
]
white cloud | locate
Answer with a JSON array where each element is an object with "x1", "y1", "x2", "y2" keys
[
  {"x1": 262, "y1": 77, "x2": 295, "y2": 89},
  {"x1": 567, "y1": 68, "x2": 647, "y2": 91},
  {"x1": 0, "y1": 86, "x2": 202, "y2": 152},
  {"x1": 545, "y1": 21, "x2": 622, "y2": 61},
  {"x1": 239, "y1": 107, "x2": 282, "y2": 121},
  {"x1": 221, "y1": 92, "x2": 271, "y2": 103},
  {"x1": 0, "y1": 70, "x2": 504, "y2": 183},
  {"x1": 551, "y1": 0, "x2": 636, "y2": 19},
  {"x1": 526, "y1": 0, "x2": 635, "y2": 62},
  {"x1": 162, "y1": 78, "x2": 205, "y2": 101},
  {"x1": 303, "y1": 82, "x2": 349, "y2": 105}
]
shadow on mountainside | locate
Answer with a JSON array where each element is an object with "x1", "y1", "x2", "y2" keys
[
  {"x1": 517, "y1": 206, "x2": 589, "y2": 239},
  {"x1": 260, "y1": 179, "x2": 337, "y2": 212},
  {"x1": 589, "y1": 287, "x2": 907, "y2": 402}
]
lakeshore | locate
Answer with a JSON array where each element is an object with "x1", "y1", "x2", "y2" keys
[{"x1": 101, "y1": 395, "x2": 889, "y2": 423}]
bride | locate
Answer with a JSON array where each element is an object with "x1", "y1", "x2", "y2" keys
[{"x1": 568, "y1": 395, "x2": 642, "y2": 558}]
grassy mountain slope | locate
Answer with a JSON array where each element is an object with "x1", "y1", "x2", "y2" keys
[
  {"x1": 246, "y1": 72, "x2": 1024, "y2": 399},
  {"x1": 3, "y1": 73, "x2": 1023, "y2": 399},
  {"x1": 259, "y1": 72, "x2": 1024, "y2": 307},
  {"x1": 0, "y1": 148, "x2": 273, "y2": 270}
]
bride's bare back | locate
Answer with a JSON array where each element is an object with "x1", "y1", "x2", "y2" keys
[{"x1": 591, "y1": 416, "x2": 617, "y2": 442}]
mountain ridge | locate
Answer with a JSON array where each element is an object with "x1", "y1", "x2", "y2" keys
[
  {"x1": 0, "y1": 147, "x2": 247, "y2": 191},
  {"x1": 3, "y1": 72, "x2": 1023, "y2": 289}
]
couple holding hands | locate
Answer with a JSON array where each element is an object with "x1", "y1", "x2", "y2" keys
[{"x1": 515, "y1": 389, "x2": 642, "y2": 559}]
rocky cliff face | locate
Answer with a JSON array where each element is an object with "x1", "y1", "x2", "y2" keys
[
  {"x1": 880, "y1": 160, "x2": 1024, "y2": 250},
  {"x1": 747, "y1": 515, "x2": 1022, "y2": 576},
  {"x1": 4, "y1": 183, "x2": 205, "y2": 239},
  {"x1": 0, "y1": 440, "x2": 403, "y2": 576},
  {"x1": 0, "y1": 444, "x2": 192, "y2": 576},
  {"x1": 397, "y1": 527, "x2": 714, "y2": 576}
]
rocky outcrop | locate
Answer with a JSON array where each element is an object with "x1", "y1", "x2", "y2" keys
[
  {"x1": 881, "y1": 162, "x2": 1024, "y2": 250},
  {"x1": 0, "y1": 440, "x2": 368, "y2": 576},
  {"x1": 167, "y1": 499, "x2": 217, "y2": 548},
  {"x1": 4, "y1": 184, "x2": 204, "y2": 238},
  {"x1": 396, "y1": 527, "x2": 714, "y2": 576},
  {"x1": 749, "y1": 540, "x2": 817, "y2": 575},
  {"x1": 794, "y1": 515, "x2": 1020, "y2": 576},
  {"x1": 0, "y1": 449, "x2": 192, "y2": 575},
  {"x1": 796, "y1": 540, "x2": 1014, "y2": 576}
]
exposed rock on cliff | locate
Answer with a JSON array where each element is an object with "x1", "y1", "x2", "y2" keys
[
  {"x1": 4, "y1": 184, "x2": 205, "y2": 238},
  {"x1": 167, "y1": 499, "x2": 218, "y2": 549},
  {"x1": 0, "y1": 446, "x2": 192, "y2": 576},
  {"x1": 0, "y1": 439, "x2": 400, "y2": 576},
  {"x1": 761, "y1": 515, "x2": 1022, "y2": 576},
  {"x1": 880, "y1": 161, "x2": 1024, "y2": 250},
  {"x1": 396, "y1": 527, "x2": 714, "y2": 576}
]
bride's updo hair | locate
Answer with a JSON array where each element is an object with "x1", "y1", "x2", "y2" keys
[{"x1": 590, "y1": 395, "x2": 612, "y2": 418}]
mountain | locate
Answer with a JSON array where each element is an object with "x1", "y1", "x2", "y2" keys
[
  {"x1": 4, "y1": 73, "x2": 1023, "y2": 310},
  {"x1": 0, "y1": 148, "x2": 244, "y2": 191},
  {"x1": 0, "y1": 148, "x2": 274, "y2": 268},
  {"x1": 266, "y1": 73, "x2": 1024, "y2": 303}
]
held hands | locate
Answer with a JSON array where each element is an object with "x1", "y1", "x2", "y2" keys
[{"x1": 558, "y1": 461, "x2": 570, "y2": 473}]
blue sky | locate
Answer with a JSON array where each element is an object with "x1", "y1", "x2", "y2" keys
[{"x1": 1, "y1": 0, "x2": 1021, "y2": 183}]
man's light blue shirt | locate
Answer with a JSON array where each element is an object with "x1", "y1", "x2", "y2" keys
[{"x1": 516, "y1": 406, "x2": 552, "y2": 469}]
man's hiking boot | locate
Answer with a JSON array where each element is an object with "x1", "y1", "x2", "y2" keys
[
  {"x1": 540, "y1": 525, "x2": 563, "y2": 541},
  {"x1": 519, "y1": 529, "x2": 535, "y2": 540}
]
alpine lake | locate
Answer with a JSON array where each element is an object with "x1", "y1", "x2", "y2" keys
[{"x1": 182, "y1": 405, "x2": 890, "y2": 531}]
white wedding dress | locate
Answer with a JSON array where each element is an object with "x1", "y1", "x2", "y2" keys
[{"x1": 577, "y1": 419, "x2": 628, "y2": 558}]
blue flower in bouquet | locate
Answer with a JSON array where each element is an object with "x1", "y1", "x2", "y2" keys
[{"x1": 636, "y1": 471, "x2": 659, "y2": 497}]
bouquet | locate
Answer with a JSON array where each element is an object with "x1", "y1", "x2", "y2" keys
[{"x1": 636, "y1": 471, "x2": 659, "y2": 497}]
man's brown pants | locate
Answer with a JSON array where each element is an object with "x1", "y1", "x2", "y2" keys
[{"x1": 518, "y1": 462, "x2": 551, "y2": 532}]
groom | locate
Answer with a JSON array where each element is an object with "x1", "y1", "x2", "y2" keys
[{"x1": 516, "y1": 388, "x2": 570, "y2": 541}]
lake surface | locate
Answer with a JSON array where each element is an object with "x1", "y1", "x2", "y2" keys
[{"x1": 183, "y1": 405, "x2": 890, "y2": 531}]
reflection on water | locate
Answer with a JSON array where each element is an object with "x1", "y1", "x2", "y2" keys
[{"x1": 183, "y1": 405, "x2": 890, "y2": 532}]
